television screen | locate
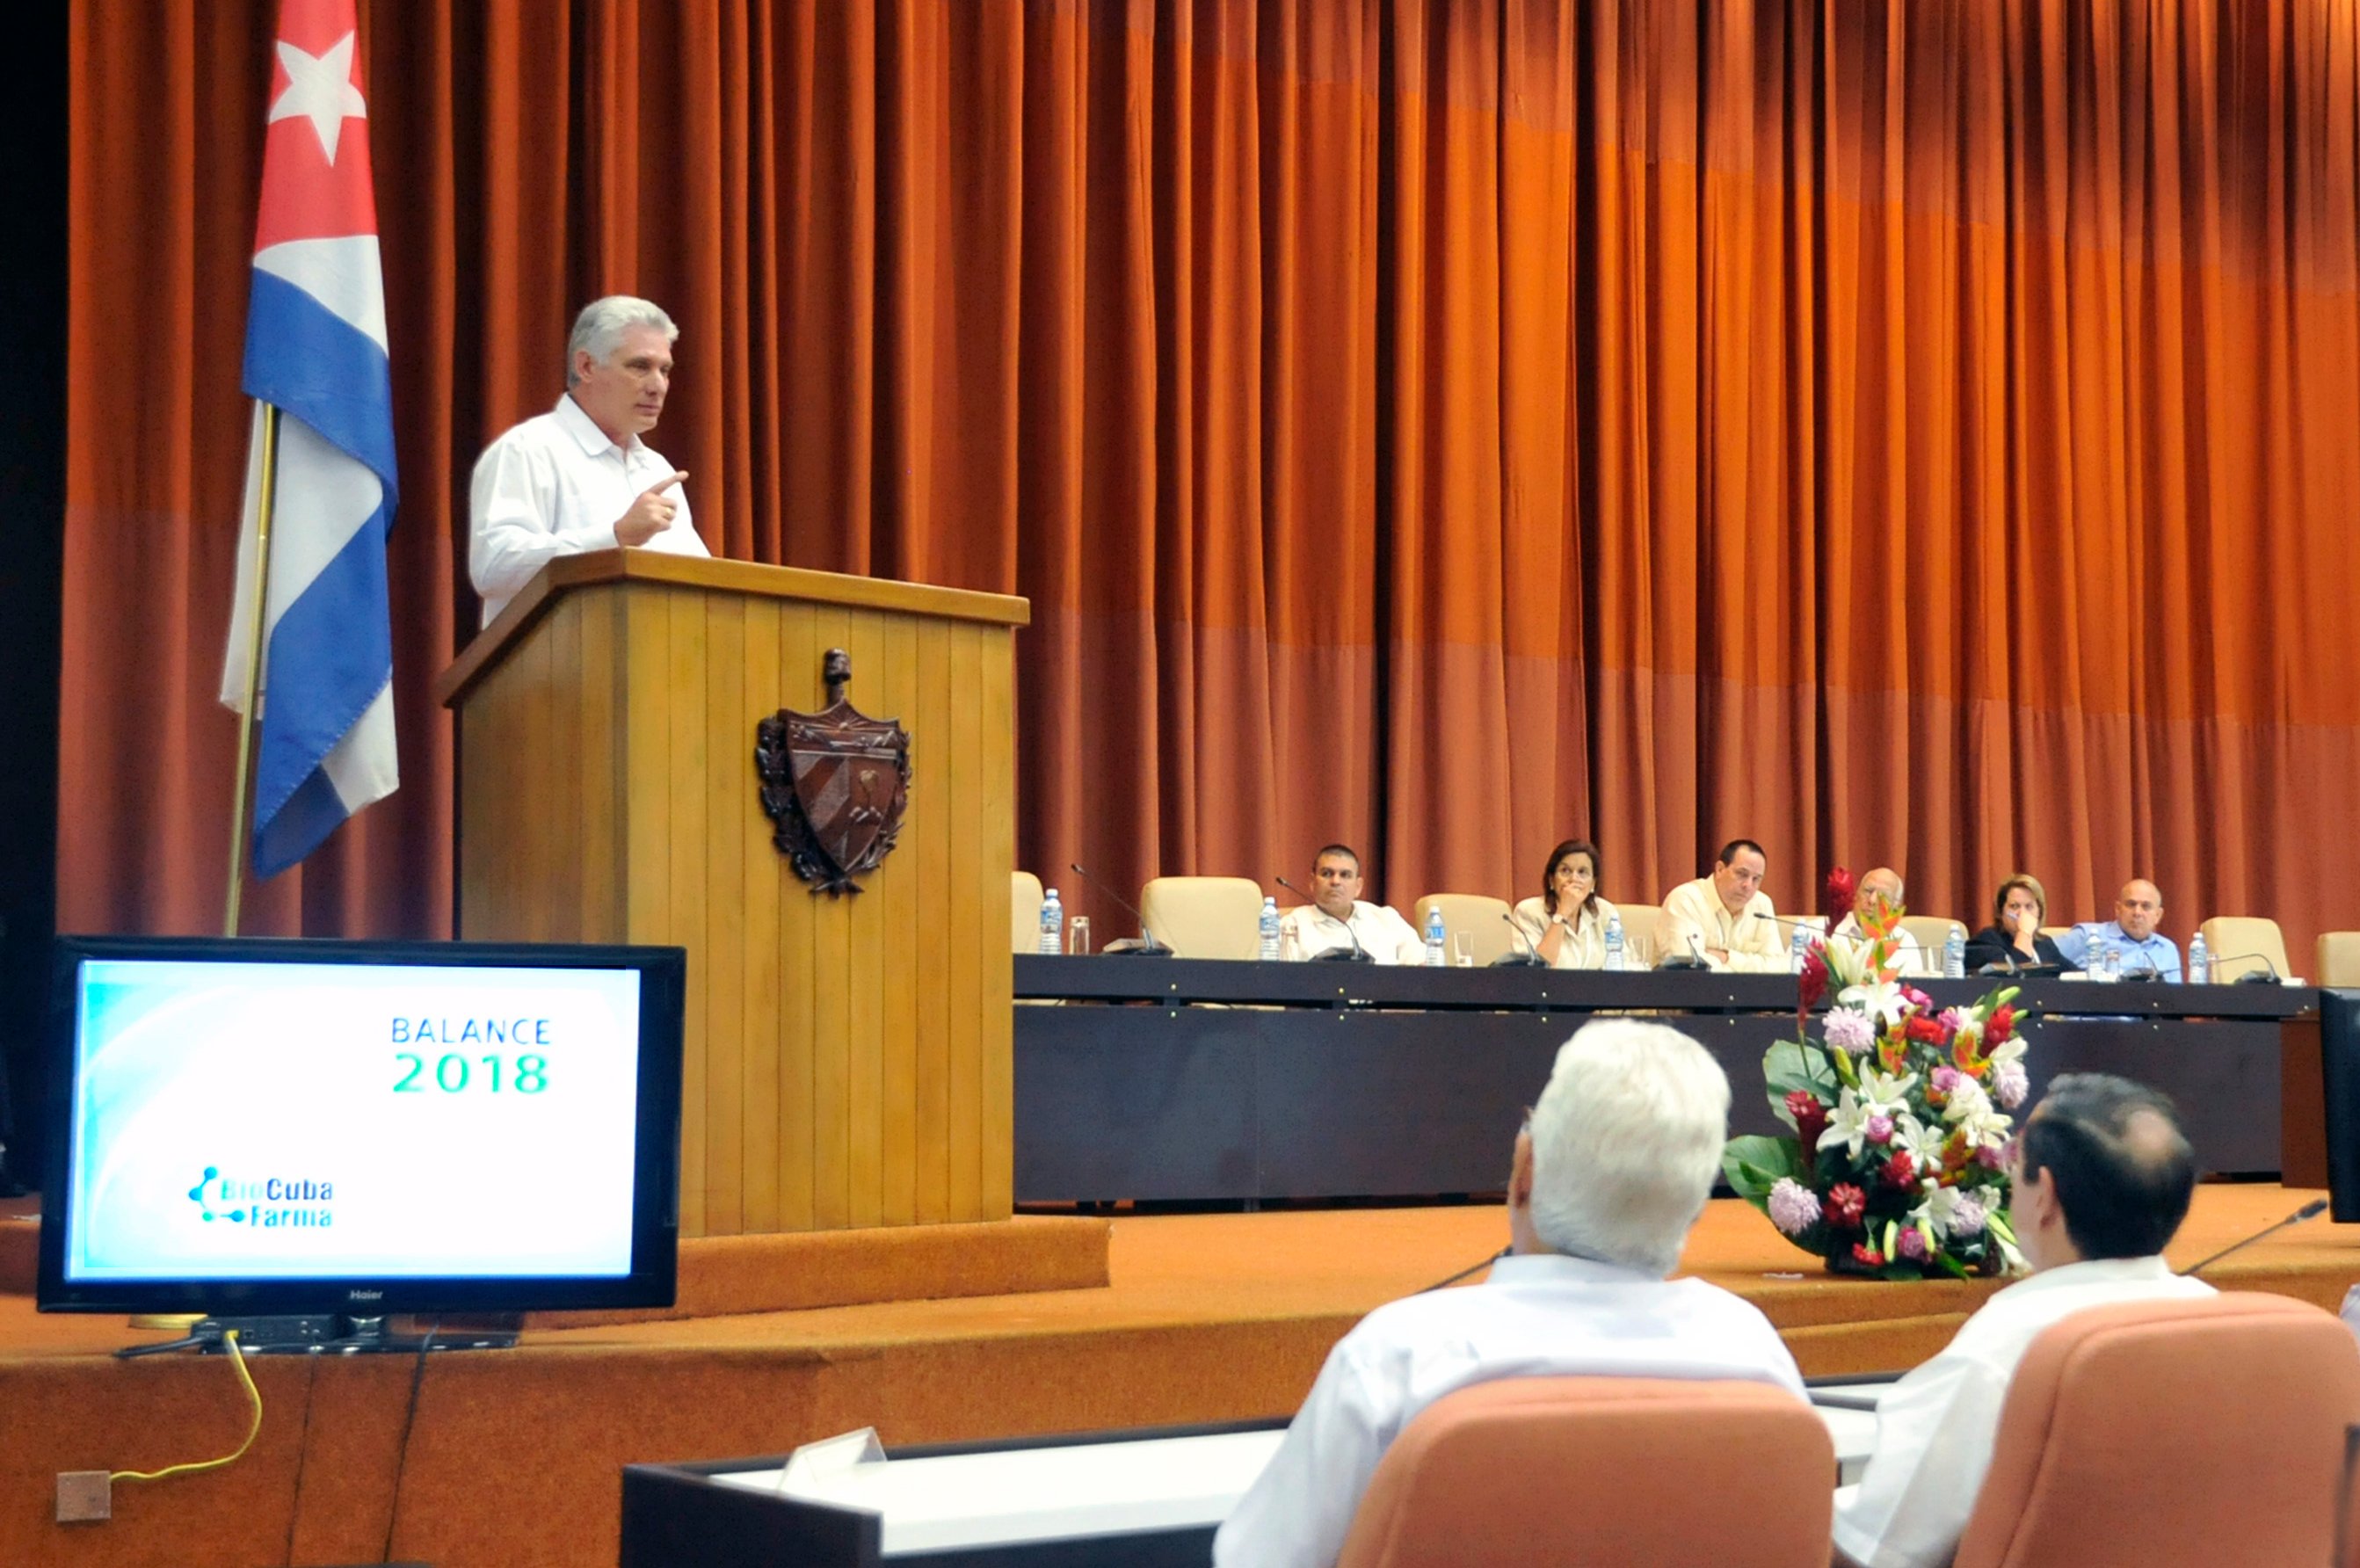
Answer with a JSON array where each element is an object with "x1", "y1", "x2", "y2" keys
[{"x1": 39, "y1": 936, "x2": 685, "y2": 1317}]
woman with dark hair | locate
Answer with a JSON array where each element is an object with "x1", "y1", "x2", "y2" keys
[
  {"x1": 1964, "y1": 874, "x2": 2069, "y2": 971},
  {"x1": 1514, "y1": 839, "x2": 1620, "y2": 969}
]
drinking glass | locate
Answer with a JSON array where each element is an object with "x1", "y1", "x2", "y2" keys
[
  {"x1": 1066, "y1": 916, "x2": 1092, "y2": 956},
  {"x1": 1451, "y1": 933, "x2": 1475, "y2": 968}
]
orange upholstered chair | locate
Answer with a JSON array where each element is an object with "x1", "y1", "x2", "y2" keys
[
  {"x1": 1333, "y1": 1376, "x2": 1833, "y2": 1568},
  {"x1": 1953, "y1": 1293, "x2": 2360, "y2": 1568}
]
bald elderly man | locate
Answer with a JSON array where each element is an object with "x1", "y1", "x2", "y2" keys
[
  {"x1": 1830, "y1": 867, "x2": 1928, "y2": 976},
  {"x1": 2054, "y1": 880, "x2": 2182, "y2": 982}
]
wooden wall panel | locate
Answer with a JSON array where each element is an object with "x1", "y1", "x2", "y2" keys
[{"x1": 448, "y1": 555, "x2": 1024, "y2": 1237}]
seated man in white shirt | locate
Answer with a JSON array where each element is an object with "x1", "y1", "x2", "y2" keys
[
  {"x1": 468, "y1": 295, "x2": 712, "y2": 625},
  {"x1": 1831, "y1": 866, "x2": 1927, "y2": 976},
  {"x1": 1214, "y1": 1020, "x2": 1807, "y2": 1568},
  {"x1": 1278, "y1": 844, "x2": 1425, "y2": 964},
  {"x1": 1834, "y1": 1073, "x2": 2211, "y2": 1568},
  {"x1": 1654, "y1": 838, "x2": 1789, "y2": 971}
]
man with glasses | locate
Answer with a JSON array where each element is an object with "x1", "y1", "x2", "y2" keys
[
  {"x1": 1834, "y1": 1074, "x2": 2211, "y2": 1568},
  {"x1": 1215, "y1": 1020, "x2": 1805, "y2": 1568},
  {"x1": 1830, "y1": 866, "x2": 1928, "y2": 976},
  {"x1": 1655, "y1": 838, "x2": 1788, "y2": 971}
]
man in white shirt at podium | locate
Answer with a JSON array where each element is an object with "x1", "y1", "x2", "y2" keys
[
  {"x1": 1278, "y1": 845, "x2": 1425, "y2": 964},
  {"x1": 1831, "y1": 866, "x2": 1928, "y2": 976},
  {"x1": 1654, "y1": 838, "x2": 1789, "y2": 971},
  {"x1": 1834, "y1": 1074, "x2": 2211, "y2": 1568},
  {"x1": 468, "y1": 295, "x2": 711, "y2": 626},
  {"x1": 1214, "y1": 1020, "x2": 1805, "y2": 1568}
]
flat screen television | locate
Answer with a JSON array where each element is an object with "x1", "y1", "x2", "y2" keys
[{"x1": 38, "y1": 935, "x2": 685, "y2": 1319}]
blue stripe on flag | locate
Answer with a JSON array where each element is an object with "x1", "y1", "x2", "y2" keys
[
  {"x1": 252, "y1": 767, "x2": 355, "y2": 884},
  {"x1": 251, "y1": 498, "x2": 395, "y2": 878},
  {"x1": 243, "y1": 270, "x2": 401, "y2": 504}
]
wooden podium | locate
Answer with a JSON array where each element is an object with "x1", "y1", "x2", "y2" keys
[{"x1": 435, "y1": 549, "x2": 1030, "y2": 1238}]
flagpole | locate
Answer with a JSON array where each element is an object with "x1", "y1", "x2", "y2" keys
[{"x1": 225, "y1": 403, "x2": 284, "y2": 936}]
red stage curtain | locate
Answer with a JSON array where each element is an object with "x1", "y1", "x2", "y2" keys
[{"x1": 62, "y1": 1, "x2": 2360, "y2": 958}]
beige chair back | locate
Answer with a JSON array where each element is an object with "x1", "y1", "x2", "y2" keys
[
  {"x1": 2317, "y1": 932, "x2": 2360, "y2": 988},
  {"x1": 1011, "y1": 870, "x2": 1044, "y2": 955},
  {"x1": 2199, "y1": 915, "x2": 2292, "y2": 983},
  {"x1": 1138, "y1": 875, "x2": 1265, "y2": 959},
  {"x1": 1614, "y1": 903, "x2": 1662, "y2": 966},
  {"x1": 1898, "y1": 916, "x2": 1964, "y2": 973},
  {"x1": 1411, "y1": 894, "x2": 1515, "y2": 965}
]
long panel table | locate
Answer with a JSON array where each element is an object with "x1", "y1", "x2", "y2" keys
[{"x1": 1013, "y1": 958, "x2": 2318, "y2": 1204}]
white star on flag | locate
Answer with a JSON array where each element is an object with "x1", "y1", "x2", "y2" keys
[{"x1": 267, "y1": 32, "x2": 367, "y2": 164}]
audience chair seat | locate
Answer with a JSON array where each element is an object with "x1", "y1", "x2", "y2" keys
[
  {"x1": 2319, "y1": 932, "x2": 2360, "y2": 989},
  {"x1": 1335, "y1": 1376, "x2": 1834, "y2": 1568},
  {"x1": 1010, "y1": 870, "x2": 1044, "y2": 955},
  {"x1": 1952, "y1": 1292, "x2": 2360, "y2": 1568}
]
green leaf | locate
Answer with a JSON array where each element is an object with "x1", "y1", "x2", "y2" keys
[
  {"x1": 1722, "y1": 1135, "x2": 1804, "y2": 1201},
  {"x1": 1763, "y1": 1037, "x2": 1837, "y2": 1101}
]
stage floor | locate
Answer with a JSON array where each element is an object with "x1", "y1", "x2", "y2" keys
[{"x1": 4, "y1": 1186, "x2": 2356, "y2": 1567}]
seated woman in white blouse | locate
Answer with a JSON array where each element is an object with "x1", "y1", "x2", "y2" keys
[{"x1": 1514, "y1": 838, "x2": 1621, "y2": 969}]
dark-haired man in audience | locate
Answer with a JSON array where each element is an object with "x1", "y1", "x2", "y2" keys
[
  {"x1": 1215, "y1": 1020, "x2": 1804, "y2": 1568},
  {"x1": 1655, "y1": 838, "x2": 1787, "y2": 971},
  {"x1": 1278, "y1": 844, "x2": 1425, "y2": 964},
  {"x1": 1833, "y1": 1074, "x2": 2211, "y2": 1568}
]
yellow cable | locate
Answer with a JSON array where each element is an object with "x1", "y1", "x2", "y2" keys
[{"x1": 112, "y1": 1329, "x2": 265, "y2": 1485}]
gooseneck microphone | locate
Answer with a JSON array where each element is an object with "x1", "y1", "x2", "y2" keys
[
  {"x1": 2178, "y1": 1198, "x2": 2328, "y2": 1276},
  {"x1": 1274, "y1": 875, "x2": 1371, "y2": 962},
  {"x1": 2210, "y1": 953, "x2": 2284, "y2": 985},
  {"x1": 1068, "y1": 863, "x2": 1173, "y2": 956},
  {"x1": 1656, "y1": 930, "x2": 1710, "y2": 971},
  {"x1": 1495, "y1": 911, "x2": 1548, "y2": 967}
]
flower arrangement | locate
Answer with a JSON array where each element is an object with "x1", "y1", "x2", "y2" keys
[{"x1": 1723, "y1": 869, "x2": 2029, "y2": 1279}]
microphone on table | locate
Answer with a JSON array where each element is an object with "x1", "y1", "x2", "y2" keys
[
  {"x1": 2177, "y1": 1198, "x2": 2328, "y2": 1277},
  {"x1": 1275, "y1": 876, "x2": 1371, "y2": 961},
  {"x1": 1656, "y1": 931, "x2": 1711, "y2": 972},
  {"x1": 1494, "y1": 911, "x2": 1549, "y2": 967},
  {"x1": 1068, "y1": 863, "x2": 1173, "y2": 956},
  {"x1": 2210, "y1": 954, "x2": 2284, "y2": 986}
]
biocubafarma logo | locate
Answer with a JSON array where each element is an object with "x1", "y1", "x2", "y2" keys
[{"x1": 187, "y1": 1165, "x2": 337, "y2": 1229}]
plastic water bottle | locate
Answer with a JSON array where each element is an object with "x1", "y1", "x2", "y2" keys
[
  {"x1": 1943, "y1": 926, "x2": 1966, "y2": 980},
  {"x1": 1259, "y1": 897, "x2": 1282, "y2": 962},
  {"x1": 1425, "y1": 907, "x2": 1447, "y2": 967},
  {"x1": 1038, "y1": 889, "x2": 1064, "y2": 956},
  {"x1": 2187, "y1": 930, "x2": 2209, "y2": 984},
  {"x1": 1790, "y1": 925, "x2": 1810, "y2": 974},
  {"x1": 1603, "y1": 914, "x2": 1626, "y2": 972}
]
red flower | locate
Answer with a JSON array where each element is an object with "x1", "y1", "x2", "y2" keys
[
  {"x1": 1904, "y1": 1015, "x2": 1946, "y2": 1046},
  {"x1": 1951, "y1": 1034, "x2": 1991, "y2": 1078},
  {"x1": 1827, "y1": 1182, "x2": 1868, "y2": 1228},
  {"x1": 1798, "y1": 946, "x2": 1829, "y2": 1013},
  {"x1": 1786, "y1": 1090, "x2": 1828, "y2": 1153},
  {"x1": 1851, "y1": 1243, "x2": 1885, "y2": 1268},
  {"x1": 1881, "y1": 1151, "x2": 1916, "y2": 1189},
  {"x1": 1986, "y1": 1003, "x2": 2015, "y2": 1047},
  {"x1": 1823, "y1": 867, "x2": 1856, "y2": 933}
]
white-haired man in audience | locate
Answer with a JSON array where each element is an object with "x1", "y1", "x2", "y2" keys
[
  {"x1": 1214, "y1": 1020, "x2": 1805, "y2": 1568},
  {"x1": 469, "y1": 294, "x2": 708, "y2": 625},
  {"x1": 1834, "y1": 1073, "x2": 2210, "y2": 1568},
  {"x1": 1832, "y1": 866, "x2": 1927, "y2": 976}
]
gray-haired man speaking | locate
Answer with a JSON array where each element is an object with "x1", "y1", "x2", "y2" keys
[{"x1": 468, "y1": 295, "x2": 709, "y2": 625}]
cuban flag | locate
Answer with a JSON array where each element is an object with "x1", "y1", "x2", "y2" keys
[{"x1": 219, "y1": 0, "x2": 399, "y2": 879}]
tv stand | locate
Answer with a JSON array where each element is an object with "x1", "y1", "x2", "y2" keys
[{"x1": 116, "y1": 1314, "x2": 519, "y2": 1358}]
